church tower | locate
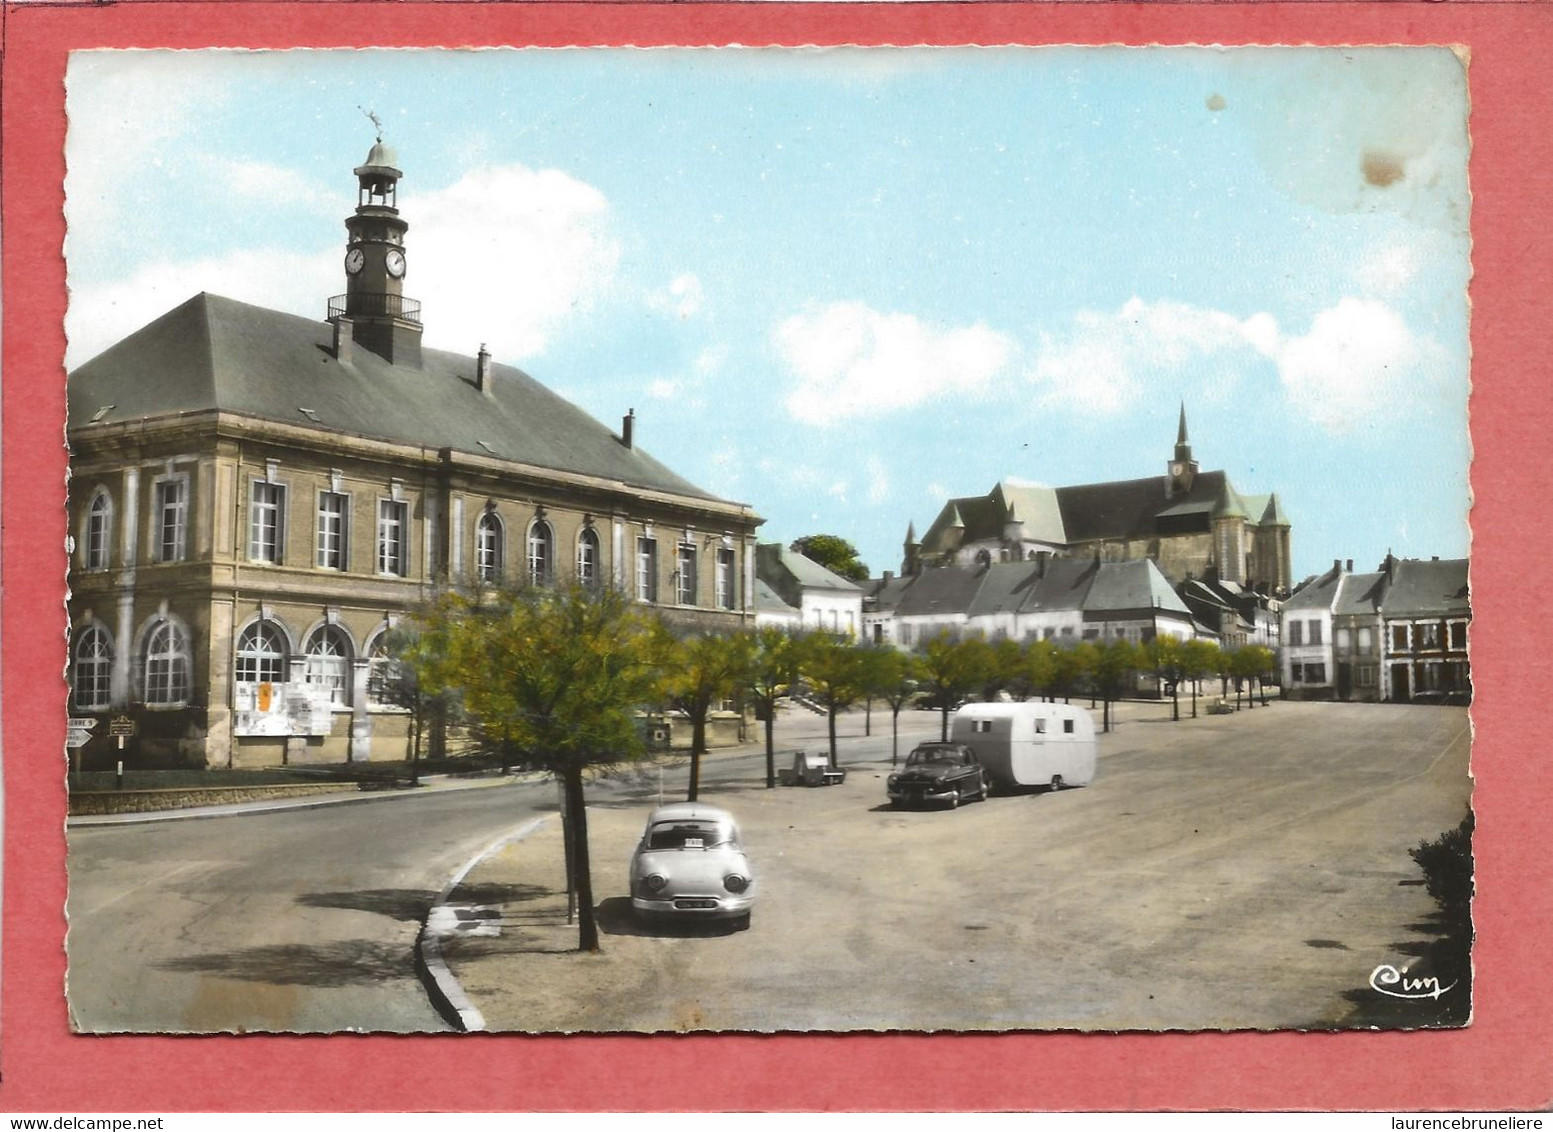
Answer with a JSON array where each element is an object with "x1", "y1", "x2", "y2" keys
[
  {"x1": 329, "y1": 130, "x2": 423, "y2": 367},
  {"x1": 1167, "y1": 402, "x2": 1199, "y2": 496}
]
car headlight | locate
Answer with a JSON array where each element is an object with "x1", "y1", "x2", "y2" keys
[
  {"x1": 723, "y1": 874, "x2": 749, "y2": 894},
  {"x1": 887, "y1": 775, "x2": 900, "y2": 787},
  {"x1": 645, "y1": 873, "x2": 668, "y2": 893}
]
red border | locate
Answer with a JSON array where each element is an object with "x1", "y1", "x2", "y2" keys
[{"x1": 4, "y1": 2, "x2": 1550, "y2": 1113}]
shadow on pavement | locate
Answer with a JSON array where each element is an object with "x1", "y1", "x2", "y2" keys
[
  {"x1": 446, "y1": 880, "x2": 552, "y2": 906},
  {"x1": 296, "y1": 887, "x2": 436, "y2": 922},
  {"x1": 157, "y1": 939, "x2": 413, "y2": 986},
  {"x1": 595, "y1": 896, "x2": 744, "y2": 939}
]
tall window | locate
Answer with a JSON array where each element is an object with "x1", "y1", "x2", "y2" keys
[
  {"x1": 85, "y1": 489, "x2": 113, "y2": 570},
  {"x1": 527, "y1": 520, "x2": 553, "y2": 583},
  {"x1": 676, "y1": 544, "x2": 697, "y2": 605},
  {"x1": 1449, "y1": 621, "x2": 1468, "y2": 650},
  {"x1": 636, "y1": 537, "x2": 658, "y2": 602},
  {"x1": 365, "y1": 633, "x2": 399, "y2": 709},
  {"x1": 476, "y1": 511, "x2": 504, "y2": 582},
  {"x1": 73, "y1": 626, "x2": 113, "y2": 710},
  {"x1": 1418, "y1": 622, "x2": 1441, "y2": 649},
  {"x1": 235, "y1": 621, "x2": 288, "y2": 686},
  {"x1": 1308, "y1": 620, "x2": 1324, "y2": 646},
  {"x1": 716, "y1": 547, "x2": 736, "y2": 610},
  {"x1": 304, "y1": 625, "x2": 352, "y2": 706},
  {"x1": 144, "y1": 621, "x2": 190, "y2": 706},
  {"x1": 316, "y1": 491, "x2": 349, "y2": 570},
  {"x1": 1391, "y1": 624, "x2": 1410, "y2": 651},
  {"x1": 155, "y1": 477, "x2": 188, "y2": 563},
  {"x1": 1287, "y1": 621, "x2": 1304, "y2": 647},
  {"x1": 378, "y1": 499, "x2": 409, "y2": 576},
  {"x1": 577, "y1": 528, "x2": 600, "y2": 586},
  {"x1": 249, "y1": 481, "x2": 287, "y2": 563}
]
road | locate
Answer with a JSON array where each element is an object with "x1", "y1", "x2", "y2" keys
[
  {"x1": 65, "y1": 705, "x2": 924, "y2": 1033},
  {"x1": 443, "y1": 700, "x2": 1473, "y2": 1033}
]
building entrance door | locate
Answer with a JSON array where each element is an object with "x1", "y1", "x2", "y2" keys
[
  {"x1": 1389, "y1": 663, "x2": 1410, "y2": 703},
  {"x1": 1337, "y1": 663, "x2": 1352, "y2": 700}
]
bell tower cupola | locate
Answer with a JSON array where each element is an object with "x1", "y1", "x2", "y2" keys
[{"x1": 328, "y1": 121, "x2": 423, "y2": 367}]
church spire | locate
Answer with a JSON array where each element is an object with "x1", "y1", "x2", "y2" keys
[
  {"x1": 1175, "y1": 401, "x2": 1192, "y2": 464},
  {"x1": 1167, "y1": 402, "x2": 1199, "y2": 496}
]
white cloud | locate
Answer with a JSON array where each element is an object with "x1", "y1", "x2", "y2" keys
[
  {"x1": 647, "y1": 379, "x2": 678, "y2": 399},
  {"x1": 412, "y1": 164, "x2": 620, "y2": 360},
  {"x1": 648, "y1": 273, "x2": 705, "y2": 320},
  {"x1": 201, "y1": 156, "x2": 334, "y2": 211},
  {"x1": 66, "y1": 161, "x2": 622, "y2": 368},
  {"x1": 1024, "y1": 298, "x2": 1276, "y2": 414},
  {"x1": 694, "y1": 344, "x2": 729, "y2": 375},
  {"x1": 66, "y1": 248, "x2": 339, "y2": 367},
  {"x1": 774, "y1": 301, "x2": 1015, "y2": 426},
  {"x1": 1274, "y1": 297, "x2": 1431, "y2": 433}
]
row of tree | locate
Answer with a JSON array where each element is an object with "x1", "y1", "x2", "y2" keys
[{"x1": 386, "y1": 582, "x2": 1278, "y2": 951}]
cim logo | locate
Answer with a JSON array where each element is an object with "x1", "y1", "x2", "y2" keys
[{"x1": 1368, "y1": 963, "x2": 1457, "y2": 1001}]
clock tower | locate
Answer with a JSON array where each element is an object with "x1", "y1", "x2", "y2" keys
[{"x1": 329, "y1": 135, "x2": 423, "y2": 367}]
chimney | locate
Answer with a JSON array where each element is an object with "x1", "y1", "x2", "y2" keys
[
  {"x1": 1346, "y1": 559, "x2": 1353, "y2": 572},
  {"x1": 475, "y1": 343, "x2": 493, "y2": 396},
  {"x1": 622, "y1": 408, "x2": 635, "y2": 449},
  {"x1": 333, "y1": 317, "x2": 355, "y2": 364},
  {"x1": 883, "y1": 570, "x2": 894, "y2": 583},
  {"x1": 1333, "y1": 558, "x2": 1342, "y2": 573}
]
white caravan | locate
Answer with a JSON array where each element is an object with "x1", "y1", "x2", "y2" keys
[{"x1": 950, "y1": 702, "x2": 1098, "y2": 791}]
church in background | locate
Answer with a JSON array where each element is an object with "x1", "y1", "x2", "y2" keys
[{"x1": 66, "y1": 140, "x2": 762, "y2": 770}]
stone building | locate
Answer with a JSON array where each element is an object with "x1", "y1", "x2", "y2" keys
[
  {"x1": 66, "y1": 141, "x2": 761, "y2": 770},
  {"x1": 904, "y1": 408, "x2": 1292, "y2": 596},
  {"x1": 1281, "y1": 555, "x2": 1469, "y2": 702}
]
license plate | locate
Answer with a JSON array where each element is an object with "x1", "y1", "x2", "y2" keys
[{"x1": 674, "y1": 898, "x2": 718, "y2": 910}]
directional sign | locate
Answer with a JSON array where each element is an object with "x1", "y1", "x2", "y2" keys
[
  {"x1": 66, "y1": 730, "x2": 92, "y2": 749},
  {"x1": 66, "y1": 717, "x2": 99, "y2": 730}
]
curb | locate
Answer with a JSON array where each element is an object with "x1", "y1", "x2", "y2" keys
[
  {"x1": 66, "y1": 772, "x2": 541, "y2": 828},
  {"x1": 415, "y1": 817, "x2": 550, "y2": 1033}
]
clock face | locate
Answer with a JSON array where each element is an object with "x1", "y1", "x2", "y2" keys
[
  {"x1": 1171, "y1": 462, "x2": 1185, "y2": 477},
  {"x1": 385, "y1": 249, "x2": 406, "y2": 278},
  {"x1": 344, "y1": 248, "x2": 365, "y2": 275}
]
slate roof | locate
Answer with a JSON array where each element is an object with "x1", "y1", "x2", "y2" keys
[
  {"x1": 1383, "y1": 558, "x2": 1470, "y2": 618},
  {"x1": 67, "y1": 293, "x2": 732, "y2": 505},
  {"x1": 893, "y1": 567, "x2": 986, "y2": 618},
  {"x1": 754, "y1": 577, "x2": 800, "y2": 617},
  {"x1": 1056, "y1": 470, "x2": 1239, "y2": 542},
  {"x1": 863, "y1": 574, "x2": 915, "y2": 613},
  {"x1": 1333, "y1": 572, "x2": 1387, "y2": 617},
  {"x1": 757, "y1": 544, "x2": 863, "y2": 594},
  {"x1": 1285, "y1": 565, "x2": 1345, "y2": 611},
  {"x1": 1082, "y1": 558, "x2": 1192, "y2": 616}
]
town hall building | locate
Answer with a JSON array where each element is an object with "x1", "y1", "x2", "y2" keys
[{"x1": 67, "y1": 140, "x2": 762, "y2": 770}]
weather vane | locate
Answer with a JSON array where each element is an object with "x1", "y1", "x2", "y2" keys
[{"x1": 359, "y1": 106, "x2": 383, "y2": 143}]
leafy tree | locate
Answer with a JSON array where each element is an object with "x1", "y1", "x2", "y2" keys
[
  {"x1": 865, "y1": 647, "x2": 920, "y2": 764},
  {"x1": 1093, "y1": 637, "x2": 1144, "y2": 733},
  {"x1": 982, "y1": 637, "x2": 1027, "y2": 701},
  {"x1": 1178, "y1": 638, "x2": 1220, "y2": 718},
  {"x1": 1241, "y1": 644, "x2": 1277, "y2": 705},
  {"x1": 418, "y1": 582, "x2": 664, "y2": 953},
  {"x1": 915, "y1": 631, "x2": 994, "y2": 740},
  {"x1": 746, "y1": 626, "x2": 810, "y2": 788},
  {"x1": 1145, "y1": 634, "x2": 1186, "y2": 722},
  {"x1": 789, "y1": 534, "x2": 870, "y2": 583},
  {"x1": 660, "y1": 629, "x2": 755, "y2": 801},
  {"x1": 1214, "y1": 645, "x2": 1237, "y2": 705},
  {"x1": 1024, "y1": 638, "x2": 1061, "y2": 701},
  {"x1": 367, "y1": 625, "x2": 460, "y2": 785},
  {"x1": 1052, "y1": 640, "x2": 1098, "y2": 705},
  {"x1": 801, "y1": 634, "x2": 873, "y2": 766}
]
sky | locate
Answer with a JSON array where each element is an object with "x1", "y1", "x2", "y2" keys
[{"x1": 63, "y1": 47, "x2": 1472, "y2": 584}]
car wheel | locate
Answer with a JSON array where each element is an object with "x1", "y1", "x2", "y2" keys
[
  {"x1": 979, "y1": 775, "x2": 992, "y2": 801},
  {"x1": 1050, "y1": 774, "x2": 1064, "y2": 791},
  {"x1": 948, "y1": 789, "x2": 961, "y2": 809},
  {"x1": 737, "y1": 911, "x2": 752, "y2": 931}
]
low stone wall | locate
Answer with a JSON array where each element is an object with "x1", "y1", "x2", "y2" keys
[{"x1": 69, "y1": 781, "x2": 361, "y2": 816}]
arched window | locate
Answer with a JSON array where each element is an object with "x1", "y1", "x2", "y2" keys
[
  {"x1": 73, "y1": 625, "x2": 113, "y2": 710},
  {"x1": 235, "y1": 620, "x2": 287, "y2": 686},
  {"x1": 576, "y1": 527, "x2": 600, "y2": 586},
  {"x1": 144, "y1": 621, "x2": 191, "y2": 706},
  {"x1": 975, "y1": 548, "x2": 992, "y2": 568},
  {"x1": 528, "y1": 520, "x2": 554, "y2": 584},
  {"x1": 476, "y1": 511, "x2": 504, "y2": 582},
  {"x1": 85, "y1": 489, "x2": 113, "y2": 571},
  {"x1": 305, "y1": 625, "x2": 353, "y2": 706}
]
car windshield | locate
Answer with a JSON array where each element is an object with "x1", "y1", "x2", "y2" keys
[
  {"x1": 906, "y1": 747, "x2": 962, "y2": 767},
  {"x1": 646, "y1": 821, "x2": 736, "y2": 850}
]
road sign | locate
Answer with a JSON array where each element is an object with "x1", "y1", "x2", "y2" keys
[
  {"x1": 66, "y1": 717, "x2": 99, "y2": 730},
  {"x1": 109, "y1": 716, "x2": 135, "y2": 738},
  {"x1": 66, "y1": 729, "x2": 92, "y2": 749}
]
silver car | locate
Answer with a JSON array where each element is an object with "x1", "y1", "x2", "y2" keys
[{"x1": 630, "y1": 802, "x2": 755, "y2": 929}]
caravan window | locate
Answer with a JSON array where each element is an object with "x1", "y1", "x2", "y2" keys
[
  {"x1": 1034, "y1": 718, "x2": 1046, "y2": 734},
  {"x1": 971, "y1": 719, "x2": 992, "y2": 733},
  {"x1": 1063, "y1": 719, "x2": 1075, "y2": 734}
]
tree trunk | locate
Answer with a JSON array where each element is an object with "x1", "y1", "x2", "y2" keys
[
  {"x1": 827, "y1": 706, "x2": 839, "y2": 768},
  {"x1": 563, "y1": 762, "x2": 599, "y2": 953},
  {"x1": 939, "y1": 703, "x2": 950, "y2": 742},
  {"x1": 1191, "y1": 680, "x2": 1199, "y2": 718},
  {"x1": 764, "y1": 701, "x2": 776, "y2": 789},
  {"x1": 864, "y1": 695, "x2": 873, "y2": 737},
  {"x1": 687, "y1": 708, "x2": 706, "y2": 801},
  {"x1": 1171, "y1": 683, "x2": 1180, "y2": 722},
  {"x1": 891, "y1": 706, "x2": 901, "y2": 765}
]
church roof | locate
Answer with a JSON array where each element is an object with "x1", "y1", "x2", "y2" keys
[
  {"x1": 1056, "y1": 470, "x2": 1234, "y2": 542},
  {"x1": 67, "y1": 293, "x2": 730, "y2": 505}
]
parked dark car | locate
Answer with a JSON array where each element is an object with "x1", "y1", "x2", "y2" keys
[{"x1": 887, "y1": 742, "x2": 990, "y2": 809}]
